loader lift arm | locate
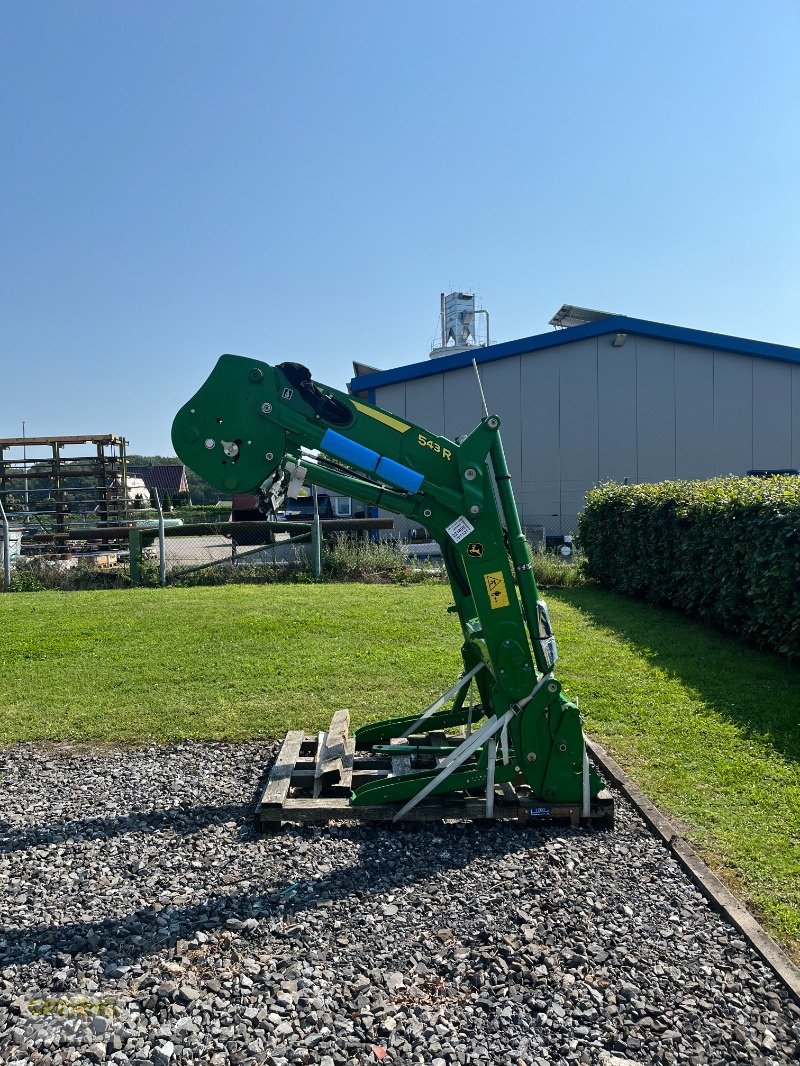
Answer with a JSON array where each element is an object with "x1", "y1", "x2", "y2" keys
[{"x1": 172, "y1": 355, "x2": 606, "y2": 816}]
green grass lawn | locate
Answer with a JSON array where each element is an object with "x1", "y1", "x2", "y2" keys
[{"x1": 1, "y1": 584, "x2": 798, "y2": 958}]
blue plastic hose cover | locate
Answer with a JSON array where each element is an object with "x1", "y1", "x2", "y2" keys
[
  {"x1": 376, "y1": 456, "x2": 424, "y2": 494},
  {"x1": 320, "y1": 429, "x2": 379, "y2": 472}
]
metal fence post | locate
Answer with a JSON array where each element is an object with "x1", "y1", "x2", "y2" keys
[
  {"x1": 128, "y1": 528, "x2": 142, "y2": 587},
  {"x1": 0, "y1": 497, "x2": 10, "y2": 592},
  {"x1": 153, "y1": 489, "x2": 166, "y2": 587}
]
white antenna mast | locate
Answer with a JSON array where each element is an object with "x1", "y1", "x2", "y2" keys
[{"x1": 472, "y1": 358, "x2": 489, "y2": 418}]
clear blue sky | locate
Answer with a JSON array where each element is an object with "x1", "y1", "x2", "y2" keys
[{"x1": 2, "y1": 1, "x2": 799, "y2": 454}]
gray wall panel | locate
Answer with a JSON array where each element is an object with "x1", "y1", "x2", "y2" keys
[
  {"x1": 520, "y1": 350, "x2": 560, "y2": 525},
  {"x1": 442, "y1": 366, "x2": 485, "y2": 442},
  {"x1": 520, "y1": 489, "x2": 561, "y2": 532},
  {"x1": 403, "y1": 376, "x2": 445, "y2": 436},
  {"x1": 373, "y1": 382, "x2": 407, "y2": 419},
  {"x1": 558, "y1": 340, "x2": 599, "y2": 536},
  {"x1": 372, "y1": 335, "x2": 797, "y2": 541},
  {"x1": 636, "y1": 338, "x2": 676, "y2": 482},
  {"x1": 558, "y1": 340, "x2": 599, "y2": 485},
  {"x1": 482, "y1": 357, "x2": 522, "y2": 485},
  {"x1": 713, "y1": 353, "x2": 753, "y2": 475},
  {"x1": 675, "y1": 344, "x2": 714, "y2": 479},
  {"x1": 753, "y1": 360, "x2": 792, "y2": 469},
  {"x1": 597, "y1": 340, "x2": 637, "y2": 483}
]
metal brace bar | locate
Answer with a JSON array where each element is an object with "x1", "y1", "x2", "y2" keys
[
  {"x1": 400, "y1": 662, "x2": 485, "y2": 738},
  {"x1": 582, "y1": 745, "x2": 590, "y2": 820},
  {"x1": 434, "y1": 669, "x2": 552, "y2": 775},
  {"x1": 485, "y1": 739, "x2": 497, "y2": 818},
  {"x1": 392, "y1": 707, "x2": 516, "y2": 822}
]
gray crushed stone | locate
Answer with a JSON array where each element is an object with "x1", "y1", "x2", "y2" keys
[{"x1": 0, "y1": 740, "x2": 798, "y2": 1065}]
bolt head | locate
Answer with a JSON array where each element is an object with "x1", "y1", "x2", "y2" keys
[
  {"x1": 469, "y1": 505, "x2": 480, "y2": 515},
  {"x1": 527, "y1": 752, "x2": 536, "y2": 762},
  {"x1": 265, "y1": 452, "x2": 274, "y2": 461},
  {"x1": 547, "y1": 682, "x2": 557, "y2": 693},
  {"x1": 465, "y1": 468, "x2": 476, "y2": 481},
  {"x1": 204, "y1": 439, "x2": 215, "y2": 450},
  {"x1": 261, "y1": 402, "x2": 272, "y2": 415},
  {"x1": 250, "y1": 368, "x2": 264, "y2": 383},
  {"x1": 423, "y1": 509, "x2": 432, "y2": 518}
]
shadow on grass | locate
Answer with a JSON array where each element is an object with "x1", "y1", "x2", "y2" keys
[{"x1": 557, "y1": 587, "x2": 800, "y2": 766}]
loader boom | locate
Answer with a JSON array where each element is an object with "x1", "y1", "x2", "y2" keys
[{"x1": 172, "y1": 355, "x2": 604, "y2": 812}]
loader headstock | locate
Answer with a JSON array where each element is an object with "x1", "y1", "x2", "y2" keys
[{"x1": 171, "y1": 355, "x2": 290, "y2": 494}]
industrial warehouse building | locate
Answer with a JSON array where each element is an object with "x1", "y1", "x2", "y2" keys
[{"x1": 349, "y1": 303, "x2": 800, "y2": 539}]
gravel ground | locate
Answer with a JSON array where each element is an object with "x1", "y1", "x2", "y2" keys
[{"x1": 1, "y1": 741, "x2": 798, "y2": 1066}]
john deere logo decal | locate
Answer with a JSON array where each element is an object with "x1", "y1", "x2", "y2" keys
[{"x1": 467, "y1": 542, "x2": 484, "y2": 558}]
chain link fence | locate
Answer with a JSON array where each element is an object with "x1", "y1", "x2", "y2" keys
[
  {"x1": 2, "y1": 492, "x2": 578, "y2": 592},
  {"x1": 127, "y1": 493, "x2": 402, "y2": 586},
  {"x1": 141, "y1": 518, "x2": 315, "y2": 585}
]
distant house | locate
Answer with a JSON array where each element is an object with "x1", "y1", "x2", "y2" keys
[
  {"x1": 128, "y1": 464, "x2": 190, "y2": 503},
  {"x1": 124, "y1": 474, "x2": 151, "y2": 507}
]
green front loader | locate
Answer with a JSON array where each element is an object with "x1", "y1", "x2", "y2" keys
[{"x1": 172, "y1": 355, "x2": 611, "y2": 826}]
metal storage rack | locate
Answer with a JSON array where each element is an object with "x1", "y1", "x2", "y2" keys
[{"x1": 0, "y1": 434, "x2": 130, "y2": 556}]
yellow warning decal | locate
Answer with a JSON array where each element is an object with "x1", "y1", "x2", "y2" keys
[
  {"x1": 352, "y1": 401, "x2": 411, "y2": 433},
  {"x1": 484, "y1": 571, "x2": 510, "y2": 609}
]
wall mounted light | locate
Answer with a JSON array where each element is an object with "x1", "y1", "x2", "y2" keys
[{"x1": 612, "y1": 333, "x2": 628, "y2": 347}]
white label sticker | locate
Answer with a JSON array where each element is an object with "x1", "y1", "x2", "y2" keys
[
  {"x1": 445, "y1": 516, "x2": 475, "y2": 543},
  {"x1": 282, "y1": 387, "x2": 294, "y2": 400}
]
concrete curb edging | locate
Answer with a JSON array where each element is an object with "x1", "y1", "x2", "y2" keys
[{"x1": 585, "y1": 737, "x2": 800, "y2": 1005}]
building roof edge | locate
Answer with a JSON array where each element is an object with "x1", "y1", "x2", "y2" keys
[{"x1": 347, "y1": 316, "x2": 800, "y2": 392}]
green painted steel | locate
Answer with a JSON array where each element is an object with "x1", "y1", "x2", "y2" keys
[
  {"x1": 128, "y1": 529, "x2": 142, "y2": 587},
  {"x1": 371, "y1": 744, "x2": 457, "y2": 756},
  {"x1": 172, "y1": 355, "x2": 604, "y2": 809},
  {"x1": 353, "y1": 703, "x2": 475, "y2": 748}
]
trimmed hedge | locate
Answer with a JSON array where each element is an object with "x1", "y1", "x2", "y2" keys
[{"x1": 578, "y1": 476, "x2": 800, "y2": 660}]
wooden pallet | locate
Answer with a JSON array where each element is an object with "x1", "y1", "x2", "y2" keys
[{"x1": 255, "y1": 710, "x2": 615, "y2": 830}]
